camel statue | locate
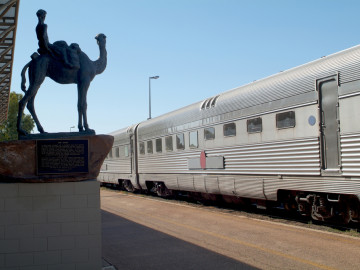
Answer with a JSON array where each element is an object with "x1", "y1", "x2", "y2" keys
[{"x1": 17, "y1": 32, "x2": 107, "y2": 136}]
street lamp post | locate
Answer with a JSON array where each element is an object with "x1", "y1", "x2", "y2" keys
[{"x1": 148, "y1": 76, "x2": 159, "y2": 120}]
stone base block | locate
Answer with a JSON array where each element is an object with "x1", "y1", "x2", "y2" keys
[{"x1": 0, "y1": 180, "x2": 102, "y2": 270}]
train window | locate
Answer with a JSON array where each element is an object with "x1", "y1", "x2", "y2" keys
[
  {"x1": 115, "y1": 147, "x2": 120, "y2": 158},
  {"x1": 176, "y1": 133, "x2": 185, "y2": 150},
  {"x1": 139, "y1": 142, "x2": 145, "y2": 155},
  {"x1": 276, "y1": 111, "x2": 295, "y2": 129},
  {"x1": 247, "y1": 117, "x2": 262, "y2": 133},
  {"x1": 204, "y1": 127, "x2": 215, "y2": 140},
  {"x1": 165, "y1": 136, "x2": 173, "y2": 151},
  {"x1": 223, "y1": 123, "x2": 236, "y2": 137},
  {"x1": 109, "y1": 148, "x2": 113, "y2": 159},
  {"x1": 124, "y1": 145, "x2": 129, "y2": 157},
  {"x1": 147, "y1": 140, "x2": 153, "y2": 154},
  {"x1": 156, "y1": 138, "x2": 162, "y2": 153},
  {"x1": 189, "y1": 131, "x2": 198, "y2": 148}
]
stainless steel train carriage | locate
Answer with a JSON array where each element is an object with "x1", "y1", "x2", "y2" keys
[{"x1": 99, "y1": 45, "x2": 360, "y2": 224}]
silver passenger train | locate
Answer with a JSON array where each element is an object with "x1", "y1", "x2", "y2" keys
[{"x1": 98, "y1": 45, "x2": 360, "y2": 224}]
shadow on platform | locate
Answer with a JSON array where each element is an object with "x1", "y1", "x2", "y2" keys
[{"x1": 102, "y1": 210, "x2": 258, "y2": 270}]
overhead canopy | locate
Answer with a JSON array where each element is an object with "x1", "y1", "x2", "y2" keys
[{"x1": 0, "y1": 0, "x2": 19, "y2": 124}]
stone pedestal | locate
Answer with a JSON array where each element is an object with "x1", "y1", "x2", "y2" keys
[
  {"x1": 0, "y1": 135, "x2": 113, "y2": 182},
  {"x1": 0, "y1": 134, "x2": 113, "y2": 269}
]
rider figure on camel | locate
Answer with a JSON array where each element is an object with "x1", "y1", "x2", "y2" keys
[{"x1": 35, "y1": 9, "x2": 80, "y2": 69}]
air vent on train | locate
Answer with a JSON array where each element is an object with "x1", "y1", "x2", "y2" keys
[{"x1": 200, "y1": 95, "x2": 219, "y2": 110}]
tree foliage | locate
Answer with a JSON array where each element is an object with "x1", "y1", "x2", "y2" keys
[{"x1": 0, "y1": 92, "x2": 34, "y2": 141}]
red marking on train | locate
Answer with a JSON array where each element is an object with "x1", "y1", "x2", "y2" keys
[{"x1": 200, "y1": 151, "x2": 206, "y2": 169}]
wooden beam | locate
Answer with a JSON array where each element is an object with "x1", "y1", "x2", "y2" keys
[{"x1": 0, "y1": 0, "x2": 17, "y2": 20}]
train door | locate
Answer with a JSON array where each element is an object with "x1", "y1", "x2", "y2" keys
[
  {"x1": 129, "y1": 134, "x2": 136, "y2": 174},
  {"x1": 129, "y1": 124, "x2": 140, "y2": 188},
  {"x1": 317, "y1": 76, "x2": 341, "y2": 173}
]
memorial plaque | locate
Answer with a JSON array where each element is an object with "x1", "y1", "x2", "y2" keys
[{"x1": 36, "y1": 140, "x2": 89, "y2": 174}]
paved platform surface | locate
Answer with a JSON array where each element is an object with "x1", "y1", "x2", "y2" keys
[
  {"x1": 101, "y1": 189, "x2": 360, "y2": 270},
  {"x1": 102, "y1": 210, "x2": 256, "y2": 270}
]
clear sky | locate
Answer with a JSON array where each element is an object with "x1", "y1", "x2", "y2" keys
[{"x1": 11, "y1": 0, "x2": 360, "y2": 134}]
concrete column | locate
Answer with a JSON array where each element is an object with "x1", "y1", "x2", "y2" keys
[{"x1": 0, "y1": 180, "x2": 101, "y2": 270}]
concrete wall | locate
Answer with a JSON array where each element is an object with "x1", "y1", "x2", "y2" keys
[{"x1": 0, "y1": 180, "x2": 101, "y2": 270}]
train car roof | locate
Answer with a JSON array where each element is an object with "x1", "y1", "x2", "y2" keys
[{"x1": 108, "y1": 127, "x2": 129, "y2": 136}]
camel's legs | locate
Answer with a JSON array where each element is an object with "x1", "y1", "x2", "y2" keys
[
  {"x1": 77, "y1": 87, "x2": 83, "y2": 131},
  {"x1": 17, "y1": 85, "x2": 40, "y2": 135},
  {"x1": 82, "y1": 90, "x2": 89, "y2": 131},
  {"x1": 77, "y1": 79, "x2": 90, "y2": 132},
  {"x1": 17, "y1": 92, "x2": 31, "y2": 135},
  {"x1": 27, "y1": 95, "x2": 44, "y2": 133},
  {"x1": 17, "y1": 83, "x2": 44, "y2": 134},
  {"x1": 17, "y1": 59, "x2": 47, "y2": 135}
]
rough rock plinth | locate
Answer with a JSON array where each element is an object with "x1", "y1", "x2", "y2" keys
[{"x1": 0, "y1": 134, "x2": 113, "y2": 182}]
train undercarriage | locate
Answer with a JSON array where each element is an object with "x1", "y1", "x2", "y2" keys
[
  {"x1": 279, "y1": 190, "x2": 360, "y2": 224},
  {"x1": 103, "y1": 179, "x2": 360, "y2": 225}
]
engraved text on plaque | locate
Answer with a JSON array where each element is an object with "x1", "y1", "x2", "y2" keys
[{"x1": 37, "y1": 140, "x2": 89, "y2": 174}]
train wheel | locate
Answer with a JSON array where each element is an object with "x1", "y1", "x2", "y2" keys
[
  {"x1": 123, "y1": 180, "x2": 136, "y2": 192},
  {"x1": 154, "y1": 182, "x2": 172, "y2": 197},
  {"x1": 344, "y1": 196, "x2": 360, "y2": 224}
]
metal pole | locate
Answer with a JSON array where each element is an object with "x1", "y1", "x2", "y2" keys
[
  {"x1": 148, "y1": 77, "x2": 151, "y2": 120},
  {"x1": 148, "y1": 76, "x2": 159, "y2": 120}
]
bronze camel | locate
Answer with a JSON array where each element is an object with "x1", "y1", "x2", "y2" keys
[{"x1": 17, "y1": 33, "x2": 107, "y2": 135}]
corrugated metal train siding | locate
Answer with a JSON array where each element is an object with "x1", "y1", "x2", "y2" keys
[
  {"x1": 341, "y1": 133, "x2": 360, "y2": 176},
  {"x1": 99, "y1": 157, "x2": 132, "y2": 184},
  {"x1": 138, "y1": 137, "x2": 320, "y2": 176},
  {"x1": 137, "y1": 137, "x2": 321, "y2": 199},
  {"x1": 194, "y1": 175, "x2": 206, "y2": 192},
  {"x1": 234, "y1": 177, "x2": 266, "y2": 199},
  {"x1": 210, "y1": 137, "x2": 320, "y2": 175},
  {"x1": 178, "y1": 175, "x2": 194, "y2": 191},
  {"x1": 205, "y1": 176, "x2": 219, "y2": 194},
  {"x1": 104, "y1": 159, "x2": 131, "y2": 174},
  {"x1": 138, "y1": 151, "x2": 196, "y2": 173}
]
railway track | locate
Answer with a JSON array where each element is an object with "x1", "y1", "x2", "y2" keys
[{"x1": 100, "y1": 185, "x2": 360, "y2": 237}]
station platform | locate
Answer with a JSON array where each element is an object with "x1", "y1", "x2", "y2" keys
[{"x1": 101, "y1": 210, "x2": 256, "y2": 270}]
